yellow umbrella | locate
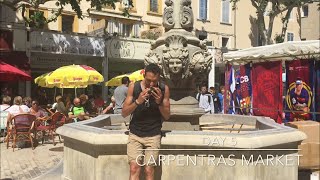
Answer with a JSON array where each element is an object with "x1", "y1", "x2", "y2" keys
[
  {"x1": 47, "y1": 64, "x2": 104, "y2": 86},
  {"x1": 105, "y1": 69, "x2": 145, "y2": 86},
  {"x1": 35, "y1": 72, "x2": 88, "y2": 88},
  {"x1": 35, "y1": 72, "x2": 54, "y2": 88}
]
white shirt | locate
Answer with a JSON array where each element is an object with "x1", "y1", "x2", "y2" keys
[
  {"x1": 6, "y1": 105, "x2": 30, "y2": 116},
  {"x1": 196, "y1": 93, "x2": 214, "y2": 113},
  {"x1": 0, "y1": 104, "x2": 11, "y2": 111}
]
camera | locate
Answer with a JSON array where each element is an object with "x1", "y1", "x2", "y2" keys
[{"x1": 148, "y1": 87, "x2": 155, "y2": 94}]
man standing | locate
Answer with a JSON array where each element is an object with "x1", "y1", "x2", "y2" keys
[
  {"x1": 122, "y1": 63, "x2": 170, "y2": 180},
  {"x1": 114, "y1": 76, "x2": 130, "y2": 114},
  {"x1": 196, "y1": 85, "x2": 214, "y2": 114},
  {"x1": 209, "y1": 87, "x2": 221, "y2": 114}
]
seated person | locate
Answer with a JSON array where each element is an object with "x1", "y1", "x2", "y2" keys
[
  {"x1": 6, "y1": 96, "x2": 30, "y2": 127},
  {"x1": 79, "y1": 94, "x2": 94, "y2": 114},
  {"x1": 0, "y1": 95, "x2": 11, "y2": 132},
  {"x1": 30, "y1": 100, "x2": 49, "y2": 121},
  {"x1": 68, "y1": 98, "x2": 89, "y2": 122},
  {"x1": 102, "y1": 96, "x2": 115, "y2": 114},
  {"x1": 52, "y1": 95, "x2": 68, "y2": 115}
]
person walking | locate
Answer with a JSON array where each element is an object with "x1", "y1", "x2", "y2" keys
[
  {"x1": 113, "y1": 76, "x2": 130, "y2": 114},
  {"x1": 122, "y1": 63, "x2": 170, "y2": 180},
  {"x1": 196, "y1": 85, "x2": 214, "y2": 114}
]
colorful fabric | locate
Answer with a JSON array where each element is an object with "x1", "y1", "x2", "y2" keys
[
  {"x1": 316, "y1": 61, "x2": 320, "y2": 121},
  {"x1": 224, "y1": 64, "x2": 232, "y2": 114},
  {"x1": 239, "y1": 64, "x2": 252, "y2": 115},
  {"x1": 252, "y1": 61, "x2": 282, "y2": 123},
  {"x1": 227, "y1": 65, "x2": 236, "y2": 114},
  {"x1": 285, "y1": 60, "x2": 314, "y2": 121}
]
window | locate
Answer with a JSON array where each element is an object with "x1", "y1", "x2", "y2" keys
[
  {"x1": 221, "y1": 0, "x2": 230, "y2": 23},
  {"x1": 62, "y1": 15, "x2": 74, "y2": 32},
  {"x1": 302, "y1": 5, "x2": 308, "y2": 17},
  {"x1": 222, "y1": 37, "x2": 229, "y2": 48},
  {"x1": 199, "y1": 0, "x2": 208, "y2": 20},
  {"x1": 107, "y1": 21, "x2": 132, "y2": 37},
  {"x1": 133, "y1": 23, "x2": 141, "y2": 37},
  {"x1": 150, "y1": 0, "x2": 158, "y2": 13},
  {"x1": 28, "y1": 10, "x2": 46, "y2": 28},
  {"x1": 287, "y1": 32, "x2": 294, "y2": 41},
  {"x1": 119, "y1": 23, "x2": 132, "y2": 37},
  {"x1": 122, "y1": 0, "x2": 131, "y2": 8},
  {"x1": 107, "y1": 20, "x2": 118, "y2": 35}
]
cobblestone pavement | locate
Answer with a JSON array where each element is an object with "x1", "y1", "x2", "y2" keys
[{"x1": 0, "y1": 137, "x2": 63, "y2": 180}]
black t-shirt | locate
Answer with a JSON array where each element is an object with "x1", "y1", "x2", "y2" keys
[{"x1": 129, "y1": 81, "x2": 165, "y2": 137}]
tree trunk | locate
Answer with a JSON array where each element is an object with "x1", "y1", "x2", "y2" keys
[
  {"x1": 266, "y1": 14, "x2": 276, "y2": 44},
  {"x1": 257, "y1": 12, "x2": 267, "y2": 45},
  {"x1": 280, "y1": 7, "x2": 293, "y2": 42}
]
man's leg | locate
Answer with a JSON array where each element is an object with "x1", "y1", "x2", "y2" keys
[
  {"x1": 145, "y1": 166, "x2": 155, "y2": 180},
  {"x1": 144, "y1": 134, "x2": 161, "y2": 180},
  {"x1": 129, "y1": 161, "x2": 141, "y2": 180},
  {"x1": 127, "y1": 133, "x2": 144, "y2": 180}
]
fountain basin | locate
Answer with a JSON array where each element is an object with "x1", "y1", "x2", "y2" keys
[{"x1": 57, "y1": 114, "x2": 306, "y2": 180}]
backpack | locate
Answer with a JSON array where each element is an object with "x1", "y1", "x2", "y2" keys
[{"x1": 196, "y1": 93, "x2": 211, "y2": 104}]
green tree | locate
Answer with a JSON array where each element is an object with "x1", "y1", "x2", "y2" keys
[
  {"x1": 230, "y1": 0, "x2": 313, "y2": 45},
  {"x1": 0, "y1": 0, "x2": 133, "y2": 28}
]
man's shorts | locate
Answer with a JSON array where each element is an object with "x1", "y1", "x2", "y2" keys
[{"x1": 127, "y1": 132, "x2": 161, "y2": 166}]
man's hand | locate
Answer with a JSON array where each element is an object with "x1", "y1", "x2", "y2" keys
[
  {"x1": 150, "y1": 87, "x2": 163, "y2": 105},
  {"x1": 136, "y1": 88, "x2": 150, "y2": 105}
]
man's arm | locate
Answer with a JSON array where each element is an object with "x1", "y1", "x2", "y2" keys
[
  {"x1": 122, "y1": 83, "x2": 149, "y2": 118},
  {"x1": 158, "y1": 85, "x2": 170, "y2": 120},
  {"x1": 121, "y1": 83, "x2": 135, "y2": 118}
]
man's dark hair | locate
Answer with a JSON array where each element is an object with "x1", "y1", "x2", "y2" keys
[
  {"x1": 200, "y1": 84, "x2": 207, "y2": 89},
  {"x1": 121, "y1": 76, "x2": 130, "y2": 84},
  {"x1": 145, "y1": 63, "x2": 161, "y2": 75}
]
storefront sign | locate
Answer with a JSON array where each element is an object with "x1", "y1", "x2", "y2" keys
[
  {"x1": 30, "y1": 31, "x2": 105, "y2": 57},
  {"x1": 107, "y1": 38, "x2": 151, "y2": 60},
  {"x1": 30, "y1": 55, "x2": 86, "y2": 69}
]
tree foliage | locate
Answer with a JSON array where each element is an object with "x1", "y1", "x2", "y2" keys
[
  {"x1": 0, "y1": 0, "x2": 133, "y2": 28},
  {"x1": 230, "y1": 0, "x2": 313, "y2": 45}
]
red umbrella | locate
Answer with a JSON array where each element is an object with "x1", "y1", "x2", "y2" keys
[{"x1": 0, "y1": 61, "x2": 32, "y2": 81}]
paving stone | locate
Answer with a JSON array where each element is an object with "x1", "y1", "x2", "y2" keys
[{"x1": 0, "y1": 142, "x2": 63, "y2": 180}]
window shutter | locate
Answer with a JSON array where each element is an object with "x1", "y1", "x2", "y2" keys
[
  {"x1": 133, "y1": 23, "x2": 140, "y2": 37},
  {"x1": 108, "y1": 21, "x2": 114, "y2": 34},
  {"x1": 222, "y1": 0, "x2": 230, "y2": 23},
  {"x1": 118, "y1": 22, "x2": 123, "y2": 36}
]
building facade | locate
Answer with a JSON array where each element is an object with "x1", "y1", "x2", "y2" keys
[
  {"x1": 301, "y1": 2, "x2": 320, "y2": 41},
  {"x1": 1, "y1": 0, "x2": 315, "y2": 99}
]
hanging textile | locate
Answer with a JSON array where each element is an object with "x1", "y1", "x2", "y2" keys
[
  {"x1": 252, "y1": 61, "x2": 283, "y2": 123},
  {"x1": 285, "y1": 60, "x2": 314, "y2": 121}
]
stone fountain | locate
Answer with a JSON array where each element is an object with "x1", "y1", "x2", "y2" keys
[
  {"x1": 144, "y1": 0, "x2": 212, "y2": 130},
  {"x1": 57, "y1": 0, "x2": 306, "y2": 179}
]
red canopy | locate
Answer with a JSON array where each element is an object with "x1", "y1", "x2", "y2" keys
[{"x1": 0, "y1": 61, "x2": 32, "y2": 81}]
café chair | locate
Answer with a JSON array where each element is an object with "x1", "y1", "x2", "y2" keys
[
  {"x1": 37, "y1": 112, "x2": 66, "y2": 145},
  {"x1": 7, "y1": 114, "x2": 36, "y2": 151}
]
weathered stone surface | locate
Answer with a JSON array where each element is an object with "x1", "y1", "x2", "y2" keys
[{"x1": 57, "y1": 115, "x2": 306, "y2": 180}]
